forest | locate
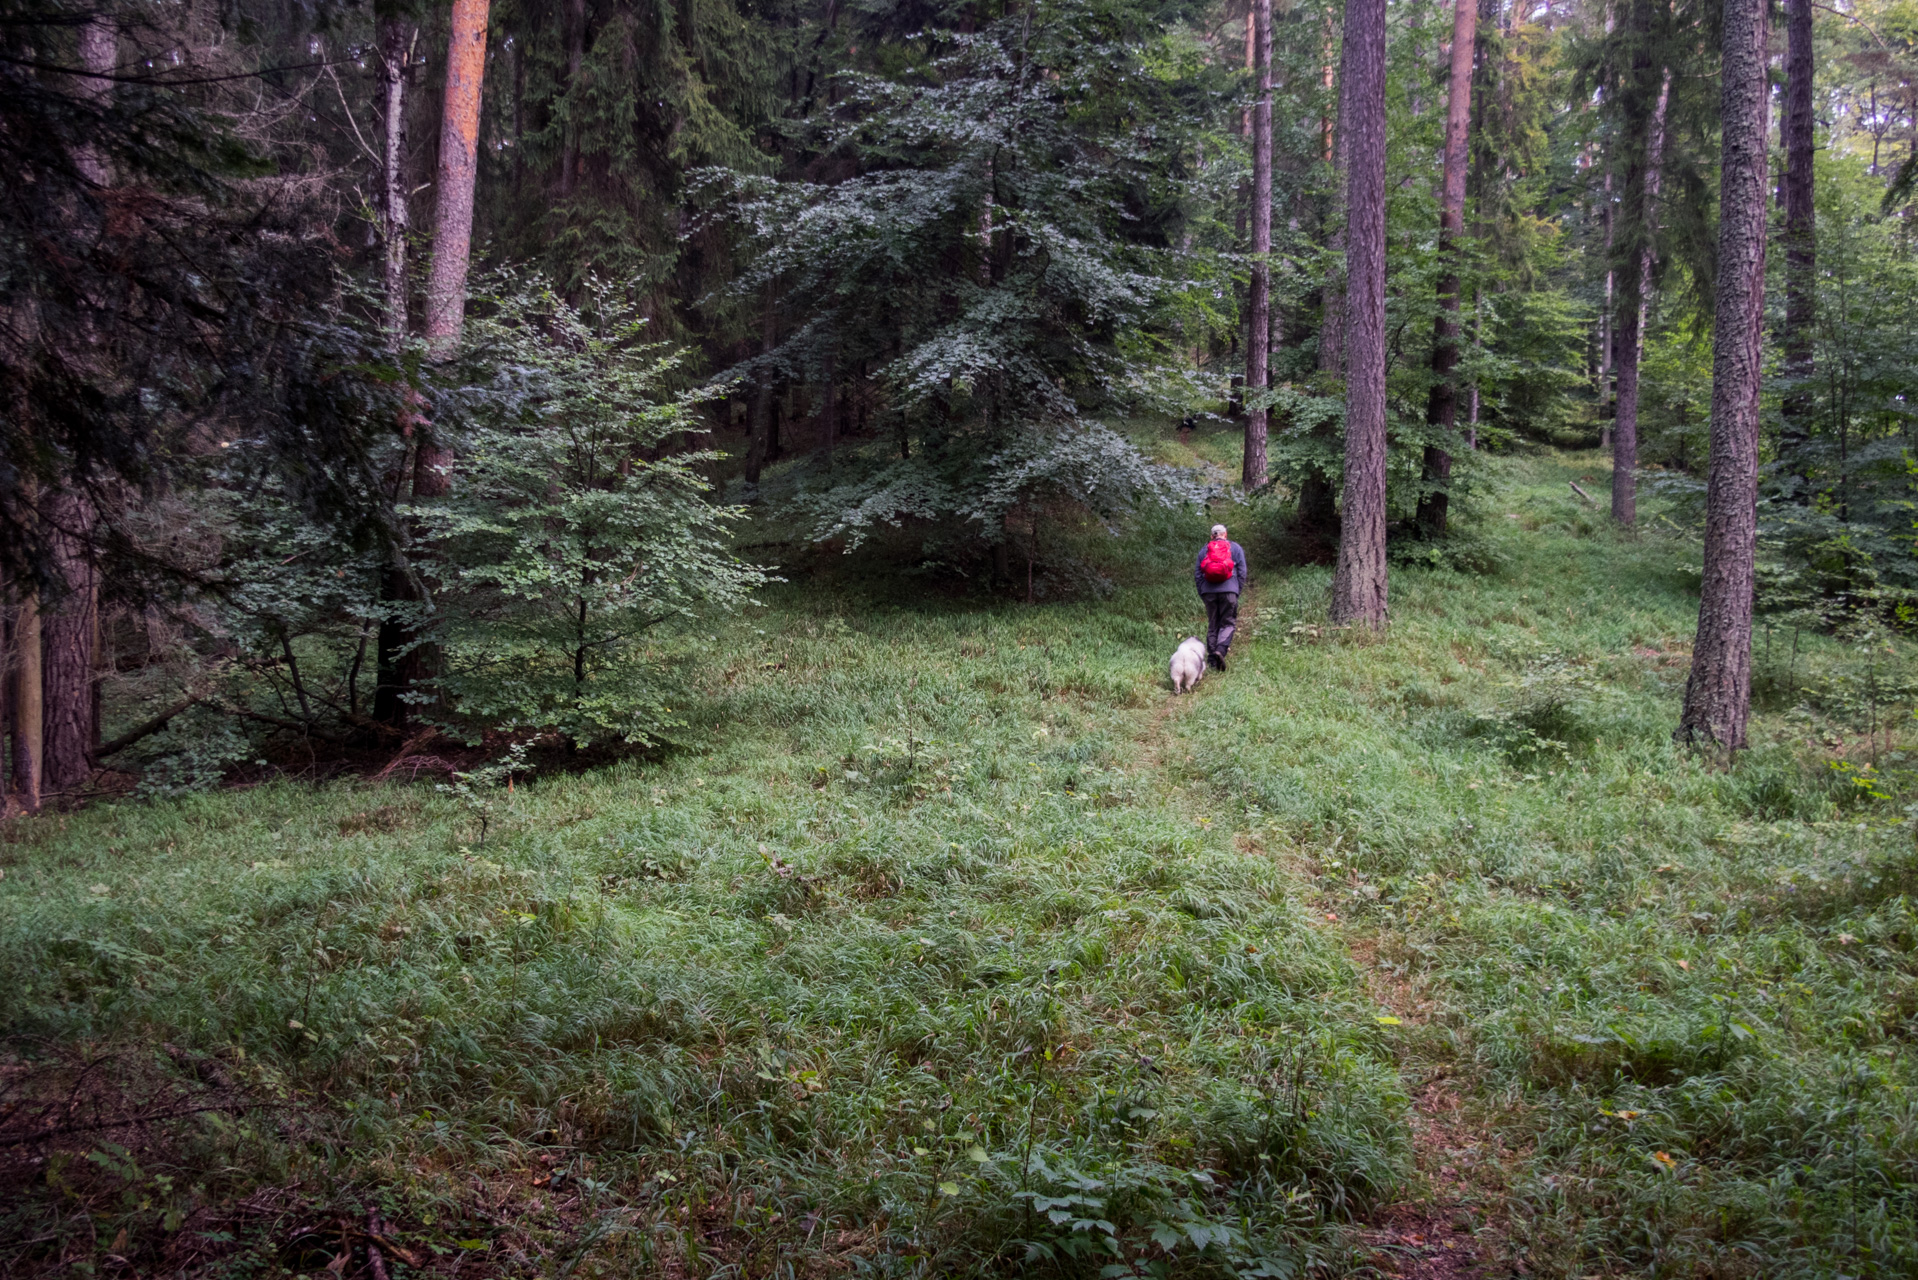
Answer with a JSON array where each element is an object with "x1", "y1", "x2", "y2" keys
[{"x1": 4, "y1": 0, "x2": 1918, "y2": 1271}]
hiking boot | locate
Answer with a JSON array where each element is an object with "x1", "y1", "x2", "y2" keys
[{"x1": 1206, "y1": 652, "x2": 1225, "y2": 672}]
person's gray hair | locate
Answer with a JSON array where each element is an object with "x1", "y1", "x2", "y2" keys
[{"x1": 1211, "y1": 524, "x2": 1228, "y2": 539}]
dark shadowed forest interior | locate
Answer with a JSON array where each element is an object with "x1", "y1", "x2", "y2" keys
[{"x1": 6, "y1": 0, "x2": 1918, "y2": 1272}]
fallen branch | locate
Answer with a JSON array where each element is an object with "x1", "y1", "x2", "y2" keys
[
  {"x1": 0, "y1": 1100, "x2": 291, "y2": 1148},
  {"x1": 95, "y1": 697, "x2": 200, "y2": 759},
  {"x1": 1569, "y1": 480, "x2": 1595, "y2": 505},
  {"x1": 375, "y1": 729, "x2": 443, "y2": 781},
  {"x1": 366, "y1": 1208, "x2": 393, "y2": 1279},
  {"x1": 208, "y1": 700, "x2": 349, "y2": 744}
]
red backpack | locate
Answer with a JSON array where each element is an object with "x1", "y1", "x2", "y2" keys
[{"x1": 1199, "y1": 539, "x2": 1235, "y2": 583}]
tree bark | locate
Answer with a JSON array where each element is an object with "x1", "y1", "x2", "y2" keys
[
  {"x1": 1329, "y1": 0, "x2": 1388, "y2": 627},
  {"x1": 379, "y1": 17, "x2": 415, "y2": 342},
  {"x1": 74, "y1": 18, "x2": 115, "y2": 186},
  {"x1": 1415, "y1": 0, "x2": 1476, "y2": 536},
  {"x1": 1243, "y1": 0, "x2": 1272, "y2": 489},
  {"x1": 41, "y1": 487, "x2": 98, "y2": 791},
  {"x1": 8, "y1": 584, "x2": 42, "y2": 811},
  {"x1": 423, "y1": 0, "x2": 490, "y2": 357},
  {"x1": 1678, "y1": 0, "x2": 1768, "y2": 752},
  {"x1": 1780, "y1": 0, "x2": 1816, "y2": 497}
]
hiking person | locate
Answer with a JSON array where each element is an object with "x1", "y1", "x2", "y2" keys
[{"x1": 1194, "y1": 523, "x2": 1247, "y2": 670}]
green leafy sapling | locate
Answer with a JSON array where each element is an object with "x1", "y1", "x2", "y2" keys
[
  {"x1": 419, "y1": 273, "x2": 771, "y2": 748},
  {"x1": 436, "y1": 739, "x2": 536, "y2": 846}
]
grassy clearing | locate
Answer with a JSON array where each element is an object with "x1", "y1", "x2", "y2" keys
[
  {"x1": 0, "y1": 496, "x2": 1406, "y2": 1277},
  {"x1": 3, "y1": 445, "x2": 1916, "y2": 1278}
]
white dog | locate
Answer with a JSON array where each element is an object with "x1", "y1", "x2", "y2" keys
[{"x1": 1169, "y1": 637, "x2": 1207, "y2": 695}]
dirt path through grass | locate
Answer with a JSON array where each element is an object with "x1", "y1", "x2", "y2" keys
[
  {"x1": 1124, "y1": 588, "x2": 1511, "y2": 1278},
  {"x1": 1337, "y1": 932, "x2": 1512, "y2": 1278}
]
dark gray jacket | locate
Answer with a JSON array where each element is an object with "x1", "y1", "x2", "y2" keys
[{"x1": 1194, "y1": 541, "x2": 1248, "y2": 596}]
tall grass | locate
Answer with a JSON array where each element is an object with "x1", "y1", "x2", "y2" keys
[
  {"x1": 0, "y1": 492, "x2": 1404, "y2": 1277},
  {"x1": 2, "y1": 443, "x2": 1914, "y2": 1278}
]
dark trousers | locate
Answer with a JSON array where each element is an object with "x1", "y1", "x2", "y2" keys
[{"x1": 1204, "y1": 592, "x2": 1238, "y2": 660}]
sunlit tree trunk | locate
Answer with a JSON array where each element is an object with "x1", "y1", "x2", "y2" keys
[
  {"x1": 380, "y1": 0, "x2": 489, "y2": 728},
  {"x1": 1678, "y1": 0, "x2": 1768, "y2": 752},
  {"x1": 1415, "y1": 0, "x2": 1476, "y2": 535},
  {"x1": 422, "y1": 0, "x2": 489, "y2": 362},
  {"x1": 1329, "y1": 0, "x2": 1387, "y2": 627},
  {"x1": 1243, "y1": 0, "x2": 1272, "y2": 489}
]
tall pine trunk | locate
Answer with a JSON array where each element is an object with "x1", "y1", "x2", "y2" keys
[
  {"x1": 1243, "y1": 0, "x2": 1272, "y2": 489},
  {"x1": 423, "y1": 0, "x2": 489, "y2": 361},
  {"x1": 1415, "y1": 0, "x2": 1476, "y2": 535},
  {"x1": 1780, "y1": 0, "x2": 1816, "y2": 495},
  {"x1": 39, "y1": 16, "x2": 117, "y2": 792},
  {"x1": 1678, "y1": 0, "x2": 1768, "y2": 751},
  {"x1": 1329, "y1": 0, "x2": 1388, "y2": 627}
]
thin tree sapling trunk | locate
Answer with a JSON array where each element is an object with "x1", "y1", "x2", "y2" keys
[
  {"x1": 1609, "y1": 0, "x2": 1656, "y2": 527},
  {"x1": 1678, "y1": 0, "x2": 1769, "y2": 752},
  {"x1": 1296, "y1": 37, "x2": 1348, "y2": 532},
  {"x1": 1632, "y1": 71, "x2": 1672, "y2": 413},
  {"x1": 1780, "y1": 0, "x2": 1816, "y2": 497},
  {"x1": 1244, "y1": 0, "x2": 1272, "y2": 489},
  {"x1": 379, "y1": 17, "x2": 415, "y2": 341},
  {"x1": 1614, "y1": 67, "x2": 1671, "y2": 526},
  {"x1": 1600, "y1": 167, "x2": 1612, "y2": 450},
  {"x1": 744, "y1": 288, "x2": 777, "y2": 493},
  {"x1": 560, "y1": 0, "x2": 585, "y2": 198},
  {"x1": 822, "y1": 347, "x2": 838, "y2": 468},
  {"x1": 1329, "y1": 0, "x2": 1388, "y2": 627},
  {"x1": 1415, "y1": 0, "x2": 1476, "y2": 535}
]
